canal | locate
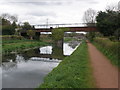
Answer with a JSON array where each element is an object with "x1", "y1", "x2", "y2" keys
[{"x1": 1, "y1": 41, "x2": 80, "y2": 88}]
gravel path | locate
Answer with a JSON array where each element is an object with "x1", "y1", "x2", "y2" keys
[{"x1": 87, "y1": 42, "x2": 119, "y2": 88}]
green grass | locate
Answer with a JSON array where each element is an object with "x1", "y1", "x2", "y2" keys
[
  {"x1": 2, "y1": 39, "x2": 32, "y2": 44},
  {"x1": 64, "y1": 37, "x2": 77, "y2": 42},
  {"x1": 2, "y1": 35, "x2": 53, "y2": 54},
  {"x1": 40, "y1": 35, "x2": 53, "y2": 43},
  {"x1": 2, "y1": 40, "x2": 49, "y2": 54},
  {"x1": 38, "y1": 41, "x2": 96, "y2": 88},
  {"x1": 93, "y1": 37, "x2": 119, "y2": 67}
]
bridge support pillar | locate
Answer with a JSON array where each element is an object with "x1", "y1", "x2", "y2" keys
[
  {"x1": 54, "y1": 39, "x2": 63, "y2": 48},
  {"x1": 35, "y1": 32, "x2": 41, "y2": 40},
  {"x1": 52, "y1": 45, "x2": 64, "y2": 60}
]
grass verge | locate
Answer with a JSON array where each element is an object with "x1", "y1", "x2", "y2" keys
[
  {"x1": 38, "y1": 41, "x2": 95, "y2": 88},
  {"x1": 93, "y1": 37, "x2": 119, "y2": 67}
]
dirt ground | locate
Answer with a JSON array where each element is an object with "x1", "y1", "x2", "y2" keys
[{"x1": 87, "y1": 42, "x2": 119, "y2": 88}]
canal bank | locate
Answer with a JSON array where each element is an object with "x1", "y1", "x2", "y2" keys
[
  {"x1": 2, "y1": 40, "x2": 50, "y2": 55},
  {"x1": 2, "y1": 40, "x2": 79, "y2": 88},
  {"x1": 39, "y1": 41, "x2": 95, "y2": 88}
]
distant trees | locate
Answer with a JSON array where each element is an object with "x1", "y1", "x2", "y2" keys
[
  {"x1": 83, "y1": 8, "x2": 97, "y2": 26},
  {"x1": 1, "y1": 13, "x2": 18, "y2": 24},
  {"x1": 22, "y1": 22, "x2": 34, "y2": 30},
  {"x1": 106, "y1": 4, "x2": 119, "y2": 11},
  {"x1": 27, "y1": 30, "x2": 35, "y2": 40},
  {"x1": 96, "y1": 7, "x2": 119, "y2": 37},
  {"x1": 1, "y1": 13, "x2": 35, "y2": 35},
  {"x1": 1, "y1": 13, "x2": 18, "y2": 35},
  {"x1": 83, "y1": 8, "x2": 97, "y2": 41},
  {"x1": 52, "y1": 28, "x2": 65, "y2": 41},
  {"x1": 84, "y1": 3, "x2": 120, "y2": 41},
  {"x1": 52, "y1": 28, "x2": 69, "y2": 47}
]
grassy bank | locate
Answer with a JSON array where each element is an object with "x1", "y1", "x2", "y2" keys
[
  {"x1": 38, "y1": 41, "x2": 95, "y2": 88},
  {"x1": 2, "y1": 40, "x2": 49, "y2": 54},
  {"x1": 64, "y1": 37, "x2": 78, "y2": 42},
  {"x1": 93, "y1": 37, "x2": 120, "y2": 67},
  {"x1": 2, "y1": 39, "x2": 32, "y2": 44}
]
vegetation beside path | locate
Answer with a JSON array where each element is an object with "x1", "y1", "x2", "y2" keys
[
  {"x1": 93, "y1": 37, "x2": 120, "y2": 67},
  {"x1": 38, "y1": 41, "x2": 95, "y2": 88}
]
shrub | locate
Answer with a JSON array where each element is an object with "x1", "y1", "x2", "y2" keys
[
  {"x1": 114, "y1": 28, "x2": 120, "y2": 41},
  {"x1": 2, "y1": 35, "x2": 24, "y2": 40},
  {"x1": 94, "y1": 37, "x2": 120, "y2": 66},
  {"x1": 109, "y1": 36, "x2": 116, "y2": 41},
  {"x1": 27, "y1": 30, "x2": 35, "y2": 40},
  {"x1": 86, "y1": 32, "x2": 95, "y2": 41},
  {"x1": 52, "y1": 28, "x2": 69, "y2": 41}
]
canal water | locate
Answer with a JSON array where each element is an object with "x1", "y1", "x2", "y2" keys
[{"x1": 1, "y1": 41, "x2": 80, "y2": 88}]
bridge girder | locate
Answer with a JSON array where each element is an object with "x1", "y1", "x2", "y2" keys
[{"x1": 34, "y1": 27, "x2": 97, "y2": 32}]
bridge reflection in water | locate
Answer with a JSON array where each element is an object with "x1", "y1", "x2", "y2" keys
[
  {"x1": 21, "y1": 45, "x2": 65, "y2": 60},
  {"x1": 2, "y1": 42, "x2": 79, "y2": 70}
]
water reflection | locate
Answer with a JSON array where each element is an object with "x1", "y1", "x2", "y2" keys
[
  {"x1": 40, "y1": 46, "x2": 52, "y2": 54},
  {"x1": 2, "y1": 42, "x2": 78, "y2": 70},
  {"x1": 64, "y1": 43, "x2": 76, "y2": 55},
  {"x1": 2, "y1": 42, "x2": 80, "y2": 88},
  {"x1": 2, "y1": 61, "x2": 17, "y2": 71},
  {"x1": 0, "y1": 67, "x2": 2, "y2": 90},
  {"x1": 2, "y1": 60, "x2": 59, "y2": 88}
]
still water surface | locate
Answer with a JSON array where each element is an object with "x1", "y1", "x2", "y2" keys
[{"x1": 2, "y1": 42, "x2": 80, "y2": 88}]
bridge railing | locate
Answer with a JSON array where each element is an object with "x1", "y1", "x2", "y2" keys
[{"x1": 32, "y1": 23, "x2": 96, "y2": 29}]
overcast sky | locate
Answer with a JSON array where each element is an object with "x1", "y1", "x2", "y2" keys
[{"x1": 0, "y1": 0, "x2": 119, "y2": 25}]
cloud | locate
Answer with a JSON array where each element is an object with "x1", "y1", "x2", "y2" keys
[
  {"x1": 7, "y1": 2, "x2": 63, "y2": 6},
  {"x1": 27, "y1": 11, "x2": 57, "y2": 17},
  {"x1": 75, "y1": 0, "x2": 98, "y2": 4},
  {"x1": 88, "y1": 1, "x2": 99, "y2": 4},
  {"x1": 1, "y1": 0, "x2": 69, "y2": 6},
  {"x1": 1, "y1": 0, "x2": 119, "y2": 25}
]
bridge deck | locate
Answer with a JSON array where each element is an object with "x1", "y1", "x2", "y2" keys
[{"x1": 34, "y1": 27, "x2": 97, "y2": 32}]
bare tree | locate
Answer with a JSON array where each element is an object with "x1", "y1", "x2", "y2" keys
[
  {"x1": 10, "y1": 15, "x2": 18, "y2": 22},
  {"x1": 0, "y1": 16, "x2": 2, "y2": 25},
  {"x1": 1, "y1": 13, "x2": 18, "y2": 22},
  {"x1": 106, "y1": 4, "x2": 118, "y2": 11},
  {"x1": 1, "y1": 13, "x2": 10, "y2": 20},
  {"x1": 118, "y1": 1, "x2": 120, "y2": 11},
  {"x1": 106, "y1": 1, "x2": 120, "y2": 11},
  {"x1": 83, "y1": 8, "x2": 96, "y2": 26}
]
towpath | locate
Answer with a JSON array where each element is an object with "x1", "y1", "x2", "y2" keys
[{"x1": 87, "y1": 42, "x2": 119, "y2": 88}]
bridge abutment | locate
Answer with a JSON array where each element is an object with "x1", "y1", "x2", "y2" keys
[
  {"x1": 54, "y1": 39, "x2": 63, "y2": 48},
  {"x1": 35, "y1": 32, "x2": 41, "y2": 40}
]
